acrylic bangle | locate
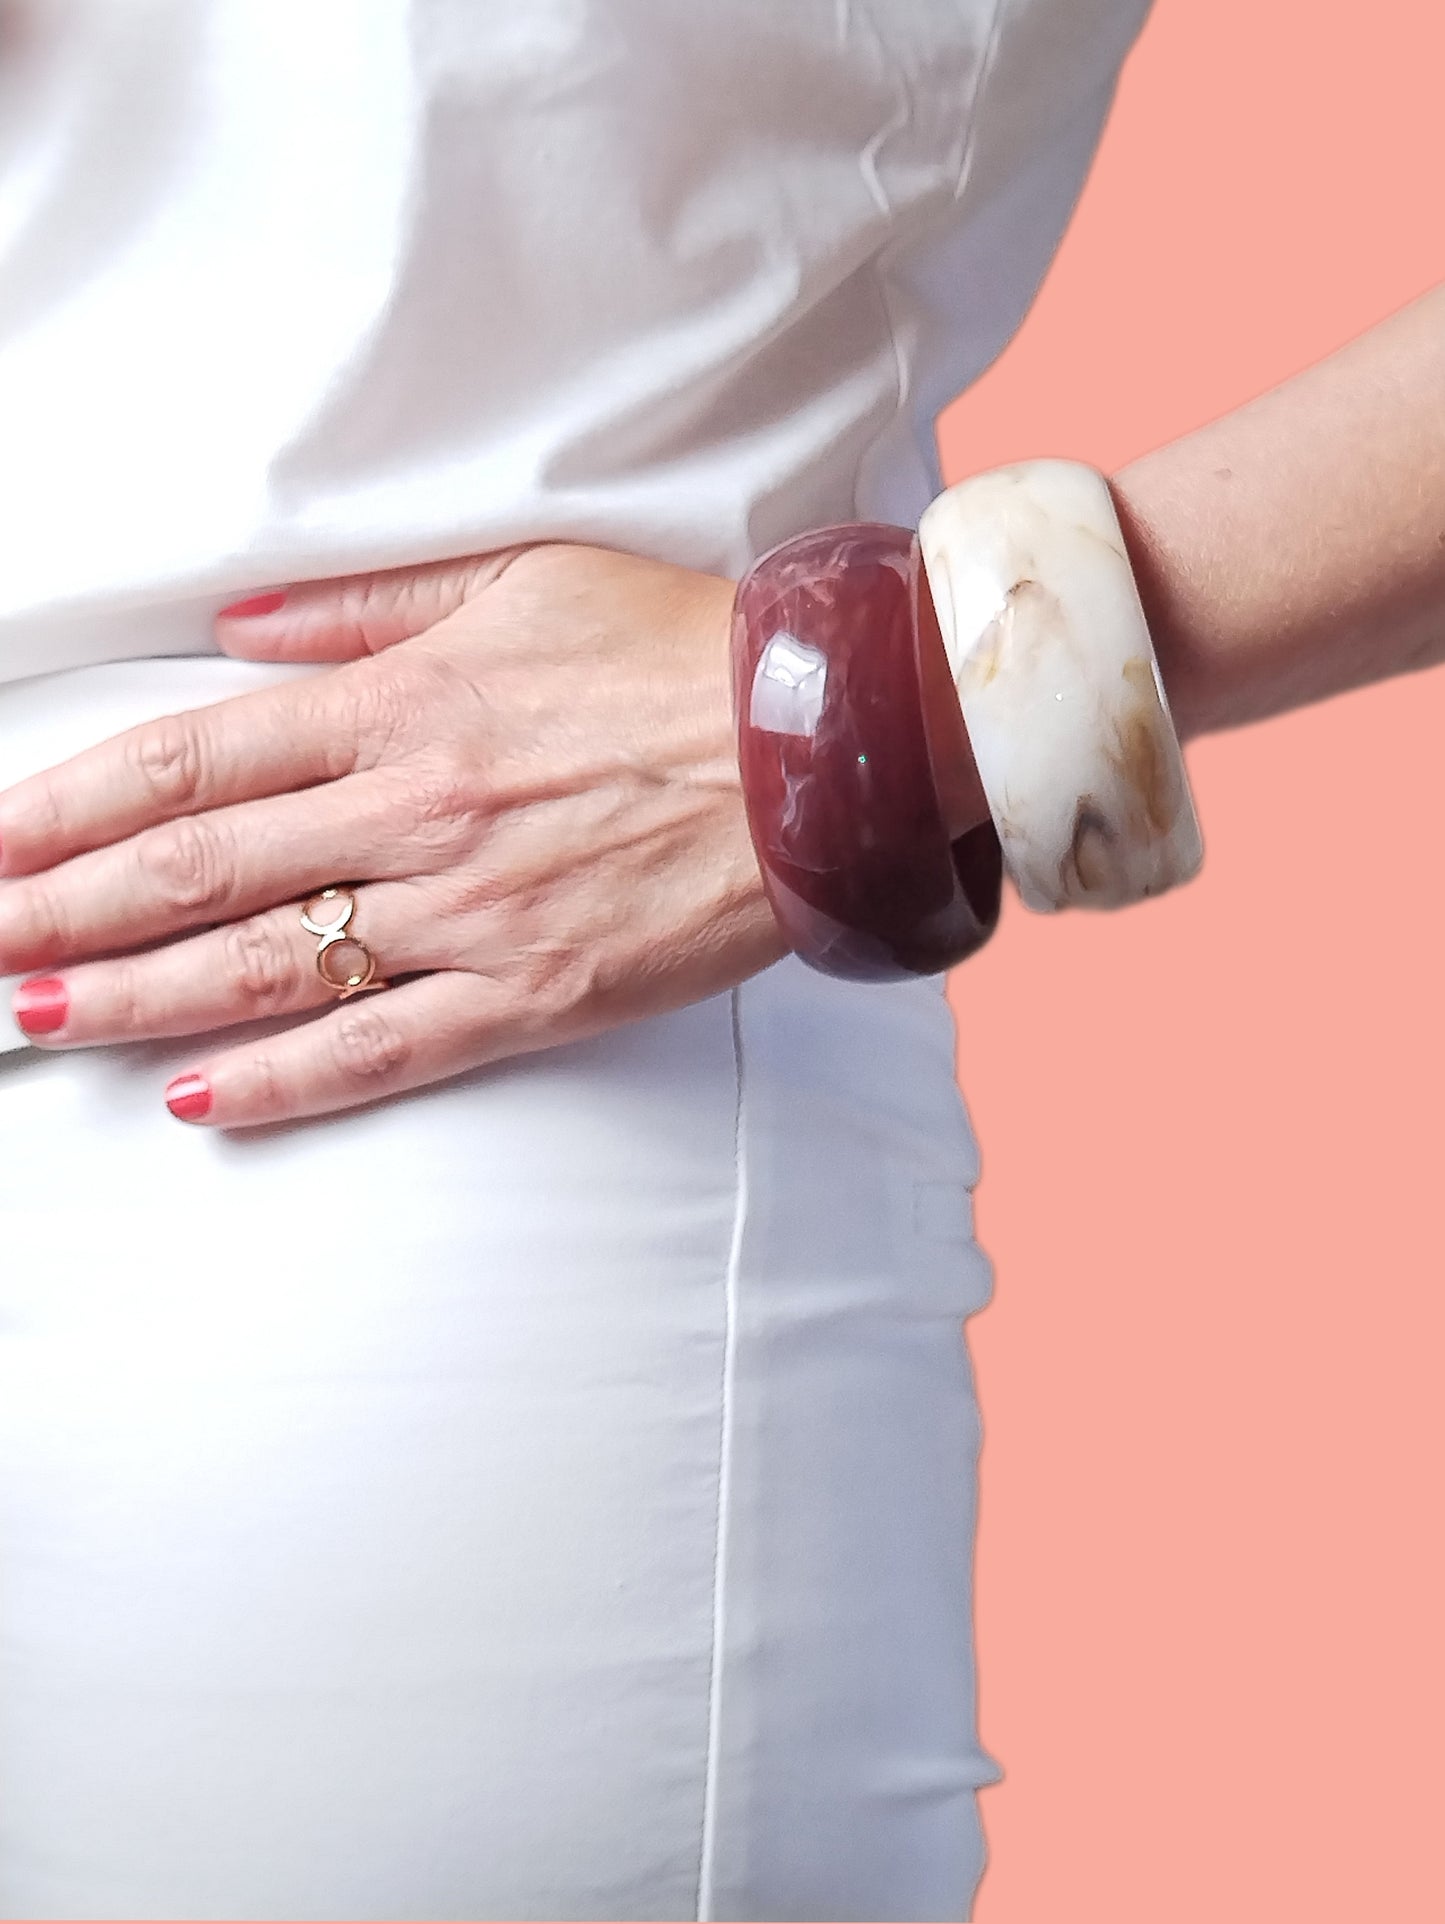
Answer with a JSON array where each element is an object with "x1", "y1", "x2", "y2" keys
[
  {"x1": 731, "y1": 522, "x2": 1002, "y2": 981},
  {"x1": 918, "y1": 459, "x2": 1203, "y2": 912}
]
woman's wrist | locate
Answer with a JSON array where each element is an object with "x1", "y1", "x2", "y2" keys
[
  {"x1": 1109, "y1": 281, "x2": 1445, "y2": 744},
  {"x1": 1107, "y1": 451, "x2": 1228, "y2": 745}
]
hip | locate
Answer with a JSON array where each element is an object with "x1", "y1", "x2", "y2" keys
[{"x1": 0, "y1": 653, "x2": 996, "y2": 1920}]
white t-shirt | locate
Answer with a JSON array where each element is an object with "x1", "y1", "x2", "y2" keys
[{"x1": 0, "y1": 0, "x2": 1150, "y2": 685}]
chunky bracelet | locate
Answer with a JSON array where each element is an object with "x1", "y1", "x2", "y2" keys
[
  {"x1": 731, "y1": 523, "x2": 1003, "y2": 980},
  {"x1": 918, "y1": 460, "x2": 1203, "y2": 912}
]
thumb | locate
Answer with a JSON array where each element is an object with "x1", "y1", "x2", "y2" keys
[{"x1": 215, "y1": 548, "x2": 528, "y2": 661}]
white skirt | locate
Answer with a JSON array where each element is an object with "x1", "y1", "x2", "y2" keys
[{"x1": 0, "y1": 658, "x2": 998, "y2": 1922}]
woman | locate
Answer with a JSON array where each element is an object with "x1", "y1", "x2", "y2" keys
[{"x1": 1, "y1": 3, "x2": 1441, "y2": 1920}]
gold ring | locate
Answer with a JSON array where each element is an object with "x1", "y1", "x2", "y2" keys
[{"x1": 300, "y1": 886, "x2": 389, "y2": 999}]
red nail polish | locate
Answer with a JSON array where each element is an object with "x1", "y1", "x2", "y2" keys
[
  {"x1": 165, "y1": 1073, "x2": 213, "y2": 1122},
  {"x1": 13, "y1": 976, "x2": 67, "y2": 1036},
  {"x1": 218, "y1": 590, "x2": 287, "y2": 619}
]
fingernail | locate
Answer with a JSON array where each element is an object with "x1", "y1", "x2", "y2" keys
[
  {"x1": 165, "y1": 1073, "x2": 213, "y2": 1122},
  {"x1": 13, "y1": 975, "x2": 68, "y2": 1036},
  {"x1": 218, "y1": 590, "x2": 287, "y2": 619}
]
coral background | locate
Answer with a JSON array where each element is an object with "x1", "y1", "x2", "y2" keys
[{"x1": 939, "y1": 2, "x2": 1445, "y2": 1917}]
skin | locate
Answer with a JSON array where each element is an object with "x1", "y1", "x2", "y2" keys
[
  {"x1": 1112, "y1": 281, "x2": 1445, "y2": 741},
  {"x1": 0, "y1": 548, "x2": 785, "y2": 1123},
  {"x1": 0, "y1": 283, "x2": 1441, "y2": 1127}
]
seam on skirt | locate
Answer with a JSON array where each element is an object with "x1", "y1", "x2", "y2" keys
[{"x1": 695, "y1": 983, "x2": 749, "y2": 1920}]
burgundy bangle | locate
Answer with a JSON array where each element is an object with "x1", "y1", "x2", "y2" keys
[{"x1": 731, "y1": 523, "x2": 1002, "y2": 981}]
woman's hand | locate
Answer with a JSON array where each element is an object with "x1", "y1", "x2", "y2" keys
[{"x1": 0, "y1": 545, "x2": 786, "y2": 1126}]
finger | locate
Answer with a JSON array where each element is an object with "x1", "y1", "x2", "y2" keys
[
  {"x1": 216, "y1": 548, "x2": 528, "y2": 663},
  {"x1": 0, "y1": 770, "x2": 443, "y2": 973},
  {"x1": 161, "y1": 970, "x2": 522, "y2": 1128},
  {"x1": 11, "y1": 877, "x2": 436, "y2": 1047},
  {"x1": 0, "y1": 671, "x2": 367, "y2": 877}
]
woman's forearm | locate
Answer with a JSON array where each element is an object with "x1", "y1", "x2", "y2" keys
[{"x1": 1109, "y1": 281, "x2": 1445, "y2": 741}]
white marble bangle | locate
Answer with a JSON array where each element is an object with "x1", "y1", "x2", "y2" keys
[{"x1": 918, "y1": 459, "x2": 1203, "y2": 913}]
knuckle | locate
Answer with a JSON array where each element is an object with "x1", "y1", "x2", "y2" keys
[
  {"x1": 453, "y1": 866, "x2": 508, "y2": 916},
  {"x1": 2, "y1": 777, "x2": 66, "y2": 858},
  {"x1": 510, "y1": 938, "x2": 587, "y2": 1025},
  {"x1": 406, "y1": 758, "x2": 472, "y2": 826},
  {"x1": 106, "y1": 956, "x2": 146, "y2": 1033},
  {"x1": 138, "y1": 818, "x2": 231, "y2": 914},
  {"x1": 359, "y1": 569, "x2": 427, "y2": 638},
  {"x1": 510, "y1": 944, "x2": 561, "y2": 1004},
  {"x1": 128, "y1": 717, "x2": 204, "y2": 810},
  {"x1": 346, "y1": 670, "x2": 414, "y2": 758},
  {"x1": 329, "y1": 1006, "x2": 412, "y2": 1085},
  {"x1": 401, "y1": 756, "x2": 487, "y2": 851},
  {"x1": 223, "y1": 919, "x2": 297, "y2": 1013},
  {"x1": 15, "y1": 878, "x2": 77, "y2": 962},
  {"x1": 244, "y1": 1050, "x2": 287, "y2": 1116}
]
